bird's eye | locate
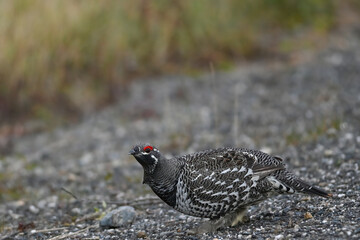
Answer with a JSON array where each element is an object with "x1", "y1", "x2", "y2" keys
[{"x1": 144, "y1": 146, "x2": 153, "y2": 153}]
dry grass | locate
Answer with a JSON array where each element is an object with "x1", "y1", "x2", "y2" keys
[{"x1": 0, "y1": 0, "x2": 354, "y2": 127}]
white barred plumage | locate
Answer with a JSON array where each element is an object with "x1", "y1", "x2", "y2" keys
[{"x1": 129, "y1": 144, "x2": 331, "y2": 233}]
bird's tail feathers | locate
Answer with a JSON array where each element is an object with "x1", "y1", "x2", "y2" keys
[
  {"x1": 268, "y1": 170, "x2": 332, "y2": 198},
  {"x1": 293, "y1": 178, "x2": 332, "y2": 198}
]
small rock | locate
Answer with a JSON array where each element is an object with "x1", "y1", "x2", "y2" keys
[
  {"x1": 71, "y1": 208, "x2": 81, "y2": 214},
  {"x1": 344, "y1": 133, "x2": 353, "y2": 140},
  {"x1": 48, "y1": 202, "x2": 57, "y2": 208},
  {"x1": 8, "y1": 210, "x2": 21, "y2": 219},
  {"x1": 67, "y1": 173, "x2": 78, "y2": 181},
  {"x1": 337, "y1": 193, "x2": 346, "y2": 198},
  {"x1": 99, "y1": 206, "x2": 136, "y2": 228},
  {"x1": 304, "y1": 212, "x2": 313, "y2": 220},
  {"x1": 293, "y1": 224, "x2": 300, "y2": 232},
  {"x1": 29, "y1": 205, "x2": 39, "y2": 214},
  {"x1": 274, "y1": 234, "x2": 284, "y2": 240},
  {"x1": 324, "y1": 149, "x2": 333, "y2": 157},
  {"x1": 160, "y1": 231, "x2": 173, "y2": 237},
  {"x1": 9, "y1": 200, "x2": 25, "y2": 208},
  {"x1": 301, "y1": 196, "x2": 311, "y2": 201},
  {"x1": 137, "y1": 231, "x2": 147, "y2": 238},
  {"x1": 260, "y1": 147, "x2": 272, "y2": 154},
  {"x1": 37, "y1": 200, "x2": 47, "y2": 209},
  {"x1": 326, "y1": 128, "x2": 337, "y2": 136},
  {"x1": 318, "y1": 182, "x2": 327, "y2": 187},
  {"x1": 47, "y1": 196, "x2": 58, "y2": 208}
]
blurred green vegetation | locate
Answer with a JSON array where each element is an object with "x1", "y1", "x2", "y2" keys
[
  {"x1": 0, "y1": 0, "x2": 358, "y2": 127},
  {"x1": 285, "y1": 118, "x2": 342, "y2": 146}
]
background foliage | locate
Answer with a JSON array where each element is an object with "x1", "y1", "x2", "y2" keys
[{"x1": 0, "y1": 0, "x2": 358, "y2": 127}]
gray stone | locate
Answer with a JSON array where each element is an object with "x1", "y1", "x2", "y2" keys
[
  {"x1": 337, "y1": 193, "x2": 346, "y2": 198},
  {"x1": 99, "y1": 206, "x2": 136, "y2": 228},
  {"x1": 274, "y1": 234, "x2": 284, "y2": 240},
  {"x1": 29, "y1": 205, "x2": 39, "y2": 214}
]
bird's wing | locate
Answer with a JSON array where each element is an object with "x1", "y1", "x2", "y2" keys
[
  {"x1": 185, "y1": 148, "x2": 283, "y2": 175},
  {"x1": 181, "y1": 148, "x2": 283, "y2": 206}
]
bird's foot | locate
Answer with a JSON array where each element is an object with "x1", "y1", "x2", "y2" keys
[
  {"x1": 188, "y1": 218, "x2": 227, "y2": 234},
  {"x1": 229, "y1": 207, "x2": 249, "y2": 226},
  {"x1": 187, "y1": 208, "x2": 250, "y2": 234}
]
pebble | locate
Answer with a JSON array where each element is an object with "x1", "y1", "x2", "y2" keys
[
  {"x1": 47, "y1": 196, "x2": 58, "y2": 208},
  {"x1": 304, "y1": 212, "x2": 313, "y2": 219},
  {"x1": 344, "y1": 133, "x2": 353, "y2": 140},
  {"x1": 293, "y1": 224, "x2": 300, "y2": 232},
  {"x1": 9, "y1": 200, "x2": 25, "y2": 208},
  {"x1": 100, "y1": 206, "x2": 136, "y2": 228},
  {"x1": 337, "y1": 193, "x2": 346, "y2": 198},
  {"x1": 29, "y1": 205, "x2": 39, "y2": 214},
  {"x1": 274, "y1": 234, "x2": 284, "y2": 240},
  {"x1": 71, "y1": 208, "x2": 81, "y2": 214},
  {"x1": 48, "y1": 202, "x2": 57, "y2": 208},
  {"x1": 324, "y1": 149, "x2": 333, "y2": 157},
  {"x1": 137, "y1": 231, "x2": 147, "y2": 238},
  {"x1": 37, "y1": 200, "x2": 47, "y2": 209},
  {"x1": 159, "y1": 231, "x2": 173, "y2": 237}
]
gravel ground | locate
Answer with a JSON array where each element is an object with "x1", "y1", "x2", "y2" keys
[{"x1": 1, "y1": 33, "x2": 360, "y2": 239}]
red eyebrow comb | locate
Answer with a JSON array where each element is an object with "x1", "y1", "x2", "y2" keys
[{"x1": 144, "y1": 146, "x2": 153, "y2": 151}]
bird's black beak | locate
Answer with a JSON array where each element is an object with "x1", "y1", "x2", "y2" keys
[{"x1": 129, "y1": 149, "x2": 136, "y2": 155}]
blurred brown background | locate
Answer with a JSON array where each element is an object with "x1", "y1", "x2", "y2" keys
[{"x1": 0, "y1": 0, "x2": 359, "y2": 134}]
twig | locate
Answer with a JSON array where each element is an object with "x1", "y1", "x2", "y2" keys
[
  {"x1": 47, "y1": 224, "x2": 98, "y2": 240},
  {"x1": 61, "y1": 187, "x2": 162, "y2": 207},
  {"x1": 61, "y1": 187, "x2": 78, "y2": 200},
  {"x1": 164, "y1": 220, "x2": 178, "y2": 225},
  {"x1": 75, "y1": 212, "x2": 103, "y2": 223},
  {"x1": 31, "y1": 227, "x2": 68, "y2": 234},
  {"x1": 84, "y1": 197, "x2": 163, "y2": 207}
]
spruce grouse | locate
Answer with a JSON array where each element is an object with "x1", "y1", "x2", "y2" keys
[{"x1": 129, "y1": 144, "x2": 331, "y2": 233}]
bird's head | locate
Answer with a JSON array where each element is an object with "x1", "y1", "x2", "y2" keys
[{"x1": 129, "y1": 143, "x2": 162, "y2": 174}]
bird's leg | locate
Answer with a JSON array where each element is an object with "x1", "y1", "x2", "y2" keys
[
  {"x1": 228, "y1": 207, "x2": 249, "y2": 226},
  {"x1": 191, "y1": 207, "x2": 249, "y2": 234},
  {"x1": 194, "y1": 217, "x2": 227, "y2": 234}
]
